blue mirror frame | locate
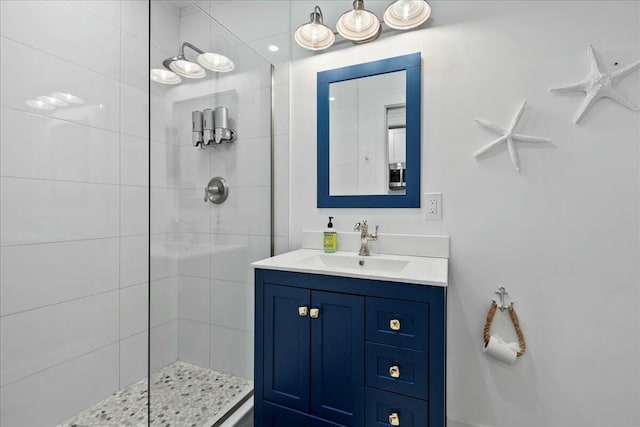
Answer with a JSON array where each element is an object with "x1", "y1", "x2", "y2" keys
[{"x1": 317, "y1": 53, "x2": 421, "y2": 208}]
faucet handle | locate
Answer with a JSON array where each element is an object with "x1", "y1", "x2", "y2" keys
[{"x1": 353, "y1": 221, "x2": 361, "y2": 231}]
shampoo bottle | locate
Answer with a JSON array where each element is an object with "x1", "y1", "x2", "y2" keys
[{"x1": 323, "y1": 216, "x2": 337, "y2": 253}]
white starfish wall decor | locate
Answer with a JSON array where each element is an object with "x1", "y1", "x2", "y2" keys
[
  {"x1": 473, "y1": 100, "x2": 551, "y2": 172},
  {"x1": 550, "y1": 45, "x2": 640, "y2": 123}
]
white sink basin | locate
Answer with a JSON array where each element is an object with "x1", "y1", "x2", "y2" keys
[
  {"x1": 301, "y1": 253, "x2": 409, "y2": 273},
  {"x1": 252, "y1": 249, "x2": 448, "y2": 286}
]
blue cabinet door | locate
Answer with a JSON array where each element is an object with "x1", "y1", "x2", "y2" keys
[
  {"x1": 311, "y1": 291, "x2": 365, "y2": 426},
  {"x1": 263, "y1": 401, "x2": 345, "y2": 427},
  {"x1": 263, "y1": 284, "x2": 311, "y2": 412}
]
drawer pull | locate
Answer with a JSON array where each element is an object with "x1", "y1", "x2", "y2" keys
[
  {"x1": 298, "y1": 306, "x2": 308, "y2": 317},
  {"x1": 389, "y1": 365, "x2": 400, "y2": 378},
  {"x1": 390, "y1": 319, "x2": 401, "y2": 331},
  {"x1": 389, "y1": 412, "x2": 400, "y2": 426},
  {"x1": 310, "y1": 308, "x2": 320, "y2": 319}
]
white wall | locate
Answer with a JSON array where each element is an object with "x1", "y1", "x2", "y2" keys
[
  {"x1": 0, "y1": 1, "x2": 152, "y2": 425},
  {"x1": 288, "y1": 1, "x2": 639, "y2": 426}
]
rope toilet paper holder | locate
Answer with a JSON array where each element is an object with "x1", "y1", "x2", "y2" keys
[{"x1": 483, "y1": 287, "x2": 527, "y2": 359}]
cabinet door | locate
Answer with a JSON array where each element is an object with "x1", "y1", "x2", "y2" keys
[
  {"x1": 263, "y1": 284, "x2": 311, "y2": 412},
  {"x1": 311, "y1": 291, "x2": 365, "y2": 426}
]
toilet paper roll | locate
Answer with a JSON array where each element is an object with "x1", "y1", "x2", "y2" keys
[{"x1": 483, "y1": 335, "x2": 519, "y2": 365}]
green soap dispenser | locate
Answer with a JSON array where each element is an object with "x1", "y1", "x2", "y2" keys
[{"x1": 323, "y1": 216, "x2": 337, "y2": 253}]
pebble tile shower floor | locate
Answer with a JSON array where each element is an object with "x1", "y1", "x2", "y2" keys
[{"x1": 59, "y1": 361, "x2": 253, "y2": 427}]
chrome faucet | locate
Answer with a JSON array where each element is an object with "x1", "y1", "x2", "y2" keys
[{"x1": 353, "y1": 220, "x2": 378, "y2": 256}]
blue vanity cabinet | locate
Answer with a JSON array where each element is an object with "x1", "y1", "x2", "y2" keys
[{"x1": 255, "y1": 269, "x2": 446, "y2": 427}]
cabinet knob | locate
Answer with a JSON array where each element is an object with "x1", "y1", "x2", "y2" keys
[
  {"x1": 389, "y1": 365, "x2": 400, "y2": 378},
  {"x1": 310, "y1": 308, "x2": 320, "y2": 319},
  {"x1": 298, "y1": 306, "x2": 308, "y2": 317},
  {"x1": 389, "y1": 412, "x2": 400, "y2": 426},
  {"x1": 390, "y1": 319, "x2": 401, "y2": 331}
]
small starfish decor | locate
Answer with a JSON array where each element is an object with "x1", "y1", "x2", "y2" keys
[
  {"x1": 550, "y1": 45, "x2": 640, "y2": 123},
  {"x1": 473, "y1": 99, "x2": 551, "y2": 172}
]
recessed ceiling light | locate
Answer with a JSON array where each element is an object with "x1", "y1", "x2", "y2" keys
[{"x1": 268, "y1": 45, "x2": 279, "y2": 52}]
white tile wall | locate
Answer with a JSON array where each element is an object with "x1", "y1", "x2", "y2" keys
[
  {"x1": 178, "y1": 319, "x2": 210, "y2": 368},
  {"x1": 0, "y1": 291, "x2": 118, "y2": 386},
  {"x1": 0, "y1": 344, "x2": 119, "y2": 427},
  {"x1": 0, "y1": 0, "x2": 172, "y2": 423},
  {"x1": 209, "y1": 326, "x2": 253, "y2": 380},
  {"x1": 1, "y1": 238, "x2": 119, "y2": 316}
]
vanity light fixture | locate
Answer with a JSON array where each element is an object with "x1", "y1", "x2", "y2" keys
[
  {"x1": 152, "y1": 42, "x2": 235, "y2": 84},
  {"x1": 383, "y1": 0, "x2": 431, "y2": 30},
  {"x1": 294, "y1": 0, "x2": 431, "y2": 51},
  {"x1": 294, "y1": 6, "x2": 336, "y2": 51},
  {"x1": 337, "y1": 0, "x2": 381, "y2": 42},
  {"x1": 150, "y1": 68, "x2": 182, "y2": 85}
]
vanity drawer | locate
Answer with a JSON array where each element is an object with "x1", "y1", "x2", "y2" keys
[
  {"x1": 365, "y1": 343, "x2": 428, "y2": 400},
  {"x1": 365, "y1": 388, "x2": 428, "y2": 427},
  {"x1": 366, "y1": 297, "x2": 429, "y2": 352}
]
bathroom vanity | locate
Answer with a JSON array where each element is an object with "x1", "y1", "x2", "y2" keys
[{"x1": 252, "y1": 234, "x2": 448, "y2": 427}]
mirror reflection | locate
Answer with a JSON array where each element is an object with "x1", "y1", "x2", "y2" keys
[{"x1": 329, "y1": 71, "x2": 406, "y2": 196}]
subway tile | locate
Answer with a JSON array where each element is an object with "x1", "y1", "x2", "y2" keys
[
  {"x1": 151, "y1": 187, "x2": 179, "y2": 234},
  {"x1": 121, "y1": 83, "x2": 149, "y2": 139},
  {"x1": 208, "y1": 136, "x2": 271, "y2": 188},
  {"x1": 0, "y1": 344, "x2": 119, "y2": 427},
  {"x1": 121, "y1": 0, "x2": 149, "y2": 42},
  {"x1": 1, "y1": 291, "x2": 118, "y2": 386},
  {"x1": 150, "y1": 0, "x2": 178, "y2": 51},
  {"x1": 150, "y1": 233, "x2": 179, "y2": 281},
  {"x1": 121, "y1": 134, "x2": 150, "y2": 187},
  {"x1": 121, "y1": 31, "x2": 149, "y2": 91},
  {"x1": 0, "y1": 1, "x2": 120, "y2": 79},
  {"x1": 120, "y1": 235, "x2": 149, "y2": 288},
  {"x1": 0, "y1": 38, "x2": 120, "y2": 132},
  {"x1": 150, "y1": 276, "x2": 179, "y2": 328},
  {"x1": 71, "y1": 0, "x2": 121, "y2": 27},
  {"x1": 210, "y1": 280, "x2": 254, "y2": 333},
  {"x1": 179, "y1": 276, "x2": 209, "y2": 323},
  {"x1": 150, "y1": 320, "x2": 178, "y2": 373},
  {"x1": 119, "y1": 331, "x2": 148, "y2": 388},
  {"x1": 120, "y1": 283, "x2": 148, "y2": 339},
  {"x1": 177, "y1": 233, "x2": 211, "y2": 278},
  {"x1": 178, "y1": 319, "x2": 210, "y2": 369},
  {"x1": 0, "y1": 107, "x2": 119, "y2": 184},
  {"x1": 0, "y1": 178, "x2": 119, "y2": 246},
  {"x1": 1, "y1": 238, "x2": 119, "y2": 316},
  {"x1": 120, "y1": 185, "x2": 149, "y2": 237},
  {"x1": 209, "y1": 326, "x2": 253, "y2": 380},
  {"x1": 210, "y1": 234, "x2": 270, "y2": 283},
  {"x1": 178, "y1": 188, "x2": 210, "y2": 234},
  {"x1": 209, "y1": 186, "x2": 270, "y2": 236}
]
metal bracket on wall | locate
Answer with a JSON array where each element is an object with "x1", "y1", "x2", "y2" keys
[{"x1": 204, "y1": 176, "x2": 229, "y2": 204}]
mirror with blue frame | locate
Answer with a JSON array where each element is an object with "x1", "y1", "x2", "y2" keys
[{"x1": 317, "y1": 53, "x2": 421, "y2": 208}]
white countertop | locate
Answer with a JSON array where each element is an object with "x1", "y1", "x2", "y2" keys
[{"x1": 252, "y1": 249, "x2": 448, "y2": 287}]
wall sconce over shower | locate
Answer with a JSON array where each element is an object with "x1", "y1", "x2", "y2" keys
[
  {"x1": 150, "y1": 42, "x2": 235, "y2": 85},
  {"x1": 294, "y1": 0, "x2": 431, "y2": 51}
]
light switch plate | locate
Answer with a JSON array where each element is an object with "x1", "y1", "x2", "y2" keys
[{"x1": 424, "y1": 192, "x2": 442, "y2": 220}]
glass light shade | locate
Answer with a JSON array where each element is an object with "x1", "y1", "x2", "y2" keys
[
  {"x1": 150, "y1": 68, "x2": 182, "y2": 85},
  {"x1": 383, "y1": 0, "x2": 431, "y2": 30},
  {"x1": 37, "y1": 95, "x2": 69, "y2": 107},
  {"x1": 168, "y1": 59, "x2": 206, "y2": 79},
  {"x1": 197, "y1": 52, "x2": 235, "y2": 73},
  {"x1": 295, "y1": 21, "x2": 335, "y2": 50},
  {"x1": 336, "y1": 3, "x2": 381, "y2": 42},
  {"x1": 52, "y1": 92, "x2": 85, "y2": 104},
  {"x1": 26, "y1": 100, "x2": 55, "y2": 110}
]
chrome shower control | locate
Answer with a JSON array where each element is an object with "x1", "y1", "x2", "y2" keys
[{"x1": 204, "y1": 177, "x2": 229, "y2": 204}]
